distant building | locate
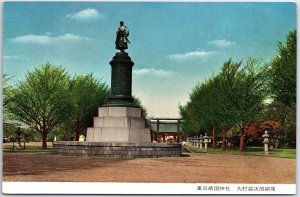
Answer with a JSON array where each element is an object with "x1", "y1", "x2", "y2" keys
[{"x1": 150, "y1": 118, "x2": 185, "y2": 143}]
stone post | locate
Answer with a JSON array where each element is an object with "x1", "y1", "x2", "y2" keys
[
  {"x1": 193, "y1": 136, "x2": 196, "y2": 146},
  {"x1": 79, "y1": 135, "x2": 85, "y2": 142},
  {"x1": 187, "y1": 137, "x2": 192, "y2": 146},
  {"x1": 262, "y1": 130, "x2": 270, "y2": 155},
  {"x1": 199, "y1": 135, "x2": 203, "y2": 150},
  {"x1": 195, "y1": 136, "x2": 199, "y2": 147},
  {"x1": 176, "y1": 119, "x2": 180, "y2": 143},
  {"x1": 156, "y1": 119, "x2": 160, "y2": 143},
  {"x1": 203, "y1": 132, "x2": 209, "y2": 153}
]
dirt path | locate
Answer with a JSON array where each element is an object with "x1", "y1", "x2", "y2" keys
[{"x1": 3, "y1": 152, "x2": 295, "y2": 183}]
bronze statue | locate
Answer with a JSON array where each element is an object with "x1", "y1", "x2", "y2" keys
[{"x1": 115, "y1": 21, "x2": 130, "y2": 52}]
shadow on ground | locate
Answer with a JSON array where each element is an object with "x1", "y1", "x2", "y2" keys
[{"x1": 3, "y1": 152, "x2": 128, "y2": 177}]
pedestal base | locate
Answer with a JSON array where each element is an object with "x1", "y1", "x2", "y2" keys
[
  {"x1": 52, "y1": 105, "x2": 182, "y2": 158},
  {"x1": 53, "y1": 141, "x2": 181, "y2": 158},
  {"x1": 86, "y1": 106, "x2": 151, "y2": 143}
]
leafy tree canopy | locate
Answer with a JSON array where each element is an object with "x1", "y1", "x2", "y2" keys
[
  {"x1": 68, "y1": 73, "x2": 110, "y2": 140},
  {"x1": 270, "y1": 29, "x2": 296, "y2": 107},
  {"x1": 6, "y1": 63, "x2": 72, "y2": 148}
]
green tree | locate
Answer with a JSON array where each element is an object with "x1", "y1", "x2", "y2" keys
[
  {"x1": 179, "y1": 103, "x2": 196, "y2": 136},
  {"x1": 179, "y1": 98, "x2": 204, "y2": 137},
  {"x1": 133, "y1": 96, "x2": 147, "y2": 118},
  {"x1": 264, "y1": 30, "x2": 297, "y2": 147},
  {"x1": 6, "y1": 63, "x2": 72, "y2": 148},
  {"x1": 181, "y1": 58, "x2": 269, "y2": 152},
  {"x1": 218, "y1": 58, "x2": 269, "y2": 151},
  {"x1": 180, "y1": 75, "x2": 231, "y2": 149},
  {"x1": 52, "y1": 123, "x2": 74, "y2": 141},
  {"x1": 68, "y1": 74, "x2": 110, "y2": 140},
  {"x1": 133, "y1": 96, "x2": 152, "y2": 128},
  {"x1": 3, "y1": 74, "x2": 16, "y2": 121},
  {"x1": 270, "y1": 29, "x2": 296, "y2": 107},
  {"x1": 263, "y1": 101, "x2": 296, "y2": 147},
  {"x1": 3, "y1": 122, "x2": 17, "y2": 140},
  {"x1": 3, "y1": 74, "x2": 13, "y2": 107}
]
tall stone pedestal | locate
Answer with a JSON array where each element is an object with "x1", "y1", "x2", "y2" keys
[
  {"x1": 85, "y1": 51, "x2": 151, "y2": 143},
  {"x1": 86, "y1": 106, "x2": 151, "y2": 143},
  {"x1": 107, "y1": 52, "x2": 135, "y2": 106}
]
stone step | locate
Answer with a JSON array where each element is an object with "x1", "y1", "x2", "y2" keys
[
  {"x1": 86, "y1": 127, "x2": 151, "y2": 143},
  {"x1": 93, "y1": 116, "x2": 146, "y2": 128},
  {"x1": 98, "y1": 106, "x2": 142, "y2": 118}
]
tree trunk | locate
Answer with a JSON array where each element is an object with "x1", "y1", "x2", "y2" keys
[
  {"x1": 281, "y1": 116, "x2": 286, "y2": 146},
  {"x1": 239, "y1": 128, "x2": 245, "y2": 152},
  {"x1": 212, "y1": 127, "x2": 216, "y2": 149},
  {"x1": 42, "y1": 132, "x2": 48, "y2": 149},
  {"x1": 222, "y1": 129, "x2": 227, "y2": 151},
  {"x1": 75, "y1": 118, "x2": 81, "y2": 141}
]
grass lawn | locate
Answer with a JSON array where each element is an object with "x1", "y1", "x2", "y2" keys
[
  {"x1": 185, "y1": 145, "x2": 296, "y2": 159},
  {"x1": 2, "y1": 142, "x2": 53, "y2": 152}
]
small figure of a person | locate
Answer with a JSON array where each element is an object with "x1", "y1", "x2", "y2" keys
[{"x1": 115, "y1": 21, "x2": 130, "y2": 52}]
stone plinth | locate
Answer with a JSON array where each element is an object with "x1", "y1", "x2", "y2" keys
[
  {"x1": 86, "y1": 106, "x2": 151, "y2": 143},
  {"x1": 53, "y1": 141, "x2": 181, "y2": 158}
]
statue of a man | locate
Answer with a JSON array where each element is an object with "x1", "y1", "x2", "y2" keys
[{"x1": 115, "y1": 21, "x2": 130, "y2": 52}]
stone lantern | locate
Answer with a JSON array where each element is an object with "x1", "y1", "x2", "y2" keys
[
  {"x1": 203, "y1": 132, "x2": 209, "y2": 152},
  {"x1": 15, "y1": 127, "x2": 22, "y2": 149},
  {"x1": 186, "y1": 137, "x2": 190, "y2": 145},
  {"x1": 199, "y1": 134, "x2": 204, "y2": 150},
  {"x1": 195, "y1": 136, "x2": 199, "y2": 147},
  {"x1": 262, "y1": 130, "x2": 270, "y2": 155},
  {"x1": 193, "y1": 136, "x2": 196, "y2": 146}
]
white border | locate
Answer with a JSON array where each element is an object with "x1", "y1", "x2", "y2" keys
[
  {"x1": 1, "y1": 1, "x2": 298, "y2": 196},
  {"x1": 2, "y1": 182, "x2": 296, "y2": 194}
]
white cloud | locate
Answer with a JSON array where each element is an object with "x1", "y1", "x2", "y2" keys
[
  {"x1": 57, "y1": 34, "x2": 90, "y2": 41},
  {"x1": 4, "y1": 55, "x2": 19, "y2": 60},
  {"x1": 66, "y1": 8, "x2": 103, "y2": 20},
  {"x1": 168, "y1": 50, "x2": 215, "y2": 61},
  {"x1": 209, "y1": 39, "x2": 236, "y2": 48},
  {"x1": 9, "y1": 34, "x2": 90, "y2": 44},
  {"x1": 45, "y1": 32, "x2": 53, "y2": 36},
  {"x1": 133, "y1": 68, "x2": 173, "y2": 77}
]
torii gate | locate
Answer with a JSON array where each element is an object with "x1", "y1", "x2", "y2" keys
[{"x1": 150, "y1": 118, "x2": 183, "y2": 143}]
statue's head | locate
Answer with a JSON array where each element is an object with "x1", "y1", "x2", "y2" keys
[{"x1": 120, "y1": 21, "x2": 124, "y2": 26}]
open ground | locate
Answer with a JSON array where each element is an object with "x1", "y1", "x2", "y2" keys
[{"x1": 3, "y1": 152, "x2": 295, "y2": 183}]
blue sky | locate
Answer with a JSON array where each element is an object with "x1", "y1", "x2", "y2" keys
[{"x1": 3, "y1": 2, "x2": 296, "y2": 117}]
